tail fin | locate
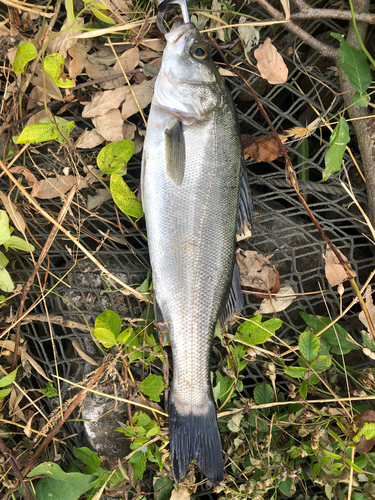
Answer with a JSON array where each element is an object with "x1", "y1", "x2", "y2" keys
[{"x1": 169, "y1": 398, "x2": 223, "y2": 485}]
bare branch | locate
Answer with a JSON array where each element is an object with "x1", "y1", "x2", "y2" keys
[
  {"x1": 255, "y1": 0, "x2": 339, "y2": 58},
  {"x1": 291, "y1": 9, "x2": 375, "y2": 23}
]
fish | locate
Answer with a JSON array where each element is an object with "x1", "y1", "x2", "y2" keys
[{"x1": 141, "y1": 19, "x2": 253, "y2": 485}]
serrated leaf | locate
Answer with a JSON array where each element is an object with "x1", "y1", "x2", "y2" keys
[
  {"x1": 236, "y1": 314, "x2": 282, "y2": 345},
  {"x1": 323, "y1": 117, "x2": 350, "y2": 181},
  {"x1": 253, "y1": 381, "x2": 273, "y2": 405},
  {"x1": 284, "y1": 366, "x2": 306, "y2": 378},
  {"x1": 43, "y1": 53, "x2": 74, "y2": 88},
  {"x1": 278, "y1": 477, "x2": 293, "y2": 497},
  {"x1": 90, "y1": 7, "x2": 116, "y2": 24},
  {"x1": 0, "y1": 367, "x2": 18, "y2": 388},
  {"x1": 92, "y1": 327, "x2": 117, "y2": 348},
  {"x1": 0, "y1": 210, "x2": 11, "y2": 245},
  {"x1": 139, "y1": 374, "x2": 166, "y2": 402},
  {"x1": 13, "y1": 42, "x2": 37, "y2": 73},
  {"x1": 299, "y1": 330, "x2": 320, "y2": 363},
  {"x1": 353, "y1": 91, "x2": 370, "y2": 107},
  {"x1": 339, "y1": 39, "x2": 371, "y2": 93},
  {"x1": 97, "y1": 140, "x2": 134, "y2": 175},
  {"x1": 110, "y1": 174, "x2": 144, "y2": 219},
  {"x1": 299, "y1": 380, "x2": 307, "y2": 399},
  {"x1": 95, "y1": 309, "x2": 122, "y2": 337},
  {"x1": 311, "y1": 355, "x2": 332, "y2": 372},
  {"x1": 27, "y1": 462, "x2": 95, "y2": 500},
  {"x1": 4, "y1": 236, "x2": 34, "y2": 252}
]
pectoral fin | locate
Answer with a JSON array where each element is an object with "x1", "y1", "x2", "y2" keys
[
  {"x1": 219, "y1": 263, "x2": 244, "y2": 327},
  {"x1": 237, "y1": 156, "x2": 254, "y2": 236},
  {"x1": 165, "y1": 120, "x2": 185, "y2": 186}
]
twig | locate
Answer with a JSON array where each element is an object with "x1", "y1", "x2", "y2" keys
[
  {"x1": 291, "y1": 0, "x2": 375, "y2": 23},
  {"x1": 22, "y1": 362, "x2": 108, "y2": 476},
  {"x1": 0, "y1": 438, "x2": 34, "y2": 500},
  {"x1": 8, "y1": 313, "x2": 91, "y2": 332},
  {"x1": 1, "y1": 0, "x2": 53, "y2": 17},
  {"x1": 255, "y1": 0, "x2": 339, "y2": 58},
  {"x1": 0, "y1": 156, "x2": 147, "y2": 302},
  {"x1": 11, "y1": 186, "x2": 77, "y2": 371}
]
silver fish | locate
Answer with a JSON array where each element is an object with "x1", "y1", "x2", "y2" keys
[{"x1": 141, "y1": 21, "x2": 252, "y2": 484}]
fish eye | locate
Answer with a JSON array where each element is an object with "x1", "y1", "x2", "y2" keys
[{"x1": 192, "y1": 45, "x2": 208, "y2": 61}]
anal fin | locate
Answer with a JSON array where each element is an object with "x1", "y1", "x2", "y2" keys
[{"x1": 220, "y1": 263, "x2": 243, "y2": 327}]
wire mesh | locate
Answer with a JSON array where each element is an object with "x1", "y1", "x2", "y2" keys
[{"x1": 3, "y1": 5, "x2": 375, "y2": 497}]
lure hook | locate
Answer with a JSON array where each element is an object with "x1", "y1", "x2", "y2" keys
[{"x1": 156, "y1": 0, "x2": 190, "y2": 34}]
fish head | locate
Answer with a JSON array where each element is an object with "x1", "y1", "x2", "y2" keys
[{"x1": 153, "y1": 23, "x2": 224, "y2": 122}]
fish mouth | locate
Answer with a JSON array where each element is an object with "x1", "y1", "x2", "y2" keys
[{"x1": 165, "y1": 22, "x2": 195, "y2": 46}]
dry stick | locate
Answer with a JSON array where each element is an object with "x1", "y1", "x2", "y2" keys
[
  {"x1": 0, "y1": 158, "x2": 147, "y2": 302},
  {"x1": 0, "y1": 438, "x2": 34, "y2": 500},
  {"x1": 209, "y1": 41, "x2": 375, "y2": 340},
  {"x1": 22, "y1": 362, "x2": 108, "y2": 476},
  {"x1": 10, "y1": 186, "x2": 77, "y2": 371},
  {"x1": 290, "y1": 0, "x2": 375, "y2": 23}
]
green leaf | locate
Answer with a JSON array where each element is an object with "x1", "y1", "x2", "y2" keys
[
  {"x1": 0, "y1": 252, "x2": 8, "y2": 268},
  {"x1": 90, "y1": 7, "x2": 116, "y2": 24},
  {"x1": 0, "y1": 367, "x2": 18, "y2": 388},
  {"x1": 43, "y1": 53, "x2": 74, "y2": 88},
  {"x1": 154, "y1": 475, "x2": 174, "y2": 500},
  {"x1": 92, "y1": 327, "x2": 117, "y2": 348},
  {"x1": 128, "y1": 450, "x2": 147, "y2": 480},
  {"x1": 323, "y1": 117, "x2": 350, "y2": 181},
  {"x1": 15, "y1": 123, "x2": 58, "y2": 144},
  {"x1": 95, "y1": 309, "x2": 122, "y2": 337},
  {"x1": 323, "y1": 449, "x2": 342, "y2": 459},
  {"x1": 299, "y1": 330, "x2": 320, "y2": 363},
  {"x1": 41, "y1": 381, "x2": 58, "y2": 397},
  {"x1": 278, "y1": 477, "x2": 293, "y2": 497},
  {"x1": 0, "y1": 210, "x2": 11, "y2": 245},
  {"x1": 213, "y1": 371, "x2": 235, "y2": 405},
  {"x1": 346, "y1": 458, "x2": 366, "y2": 474},
  {"x1": 73, "y1": 447, "x2": 103, "y2": 475},
  {"x1": 353, "y1": 422, "x2": 375, "y2": 443},
  {"x1": 236, "y1": 314, "x2": 282, "y2": 345},
  {"x1": 299, "y1": 380, "x2": 307, "y2": 399},
  {"x1": 311, "y1": 355, "x2": 332, "y2": 372},
  {"x1": 284, "y1": 366, "x2": 306, "y2": 378},
  {"x1": 139, "y1": 374, "x2": 166, "y2": 402},
  {"x1": 13, "y1": 42, "x2": 37, "y2": 73},
  {"x1": 312, "y1": 462, "x2": 321, "y2": 478},
  {"x1": 4, "y1": 236, "x2": 35, "y2": 252},
  {"x1": 27, "y1": 462, "x2": 95, "y2": 500},
  {"x1": 110, "y1": 174, "x2": 144, "y2": 219},
  {"x1": 353, "y1": 91, "x2": 370, "y2": 107},
  {"x1": 97, "y1": 140, "x2": 134, "y2": 175},
  {"x1": 0, "y1": 387, "x2": 12, "y2": 399},
  {"x1": 362, "y1": 330, "x2": 375, "y2": 352},
  {"x1": 339, "y1": 39, "x2": 372, "y2": 93},
  {"x1": 0, "y1": 265, "x2": 14, "y2": 293},
  {"x1": 253, "y1": 381, "x2": 273, "y2": 405}
]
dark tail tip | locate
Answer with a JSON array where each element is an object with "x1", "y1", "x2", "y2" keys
[{"x1": 169, "y1": 398, "x2": 223, "y2": 485}]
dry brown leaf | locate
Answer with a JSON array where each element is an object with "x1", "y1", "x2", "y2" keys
[
  {"x1": 236, "y1": 249, "x2": 280, "y2": 296},
  {"x1": 123, "y1": 121, "x2": 137, "y2": 140},
  {"x1": 31, "y1": 70, "x2": 62, "y2": 101},
  {"x1": 49, "y1": 18, "x2": 84, "y2": 58},
  {"x1": 92, "y1": 108, "x2": 124, "y2": 142},
  {"x1": 113, "y1": 46, "x2": 140, "y2": 73},
  {"x1": 0, "y1": 339, "x2": 51, "y2": 381},
  {"x1": 87, "y1": 189, "x2": 112, "y2": 211},
  {"x1": 36, "y1": 175, "x2": 77, "y2": 199},
  {"x1": 242, "y1": 134, "x2": 283, "y2": 162},
  {"x1": 254, "y1": 38, "x2": 288, "y2": 84},
  {"x1": 82, "y1": 87, "x2": 128, "y2": 118},
  {"x1": 139, "y1": 49, "x2": 160, "y2": 61},
  {"x1": 24, "y1": 413, "x2": 34, "y2": 438},
  {"x1": 254, "y1": 285, "x2": 296, "y2": 314},
  {"x1": 0, "y1": 191, "x2": 25, "y2": 232},
  {"x1": 209, "y1": 0, "x2": 225, "y2": 42},
  {"x1": 140, "y1": 39, "x2": 166, "y2": 52},
  {"x1": 26, "y1": 86, "x2": 51, "y2": 125},
  {"x1": 130, "y1": 394, "x2": 164, "y2": 418},
  {"x1": 170, "y1": 487, "x2": 191, "y2": 500},
  {"x1": 121, "y1": 78, "x2": 155, "y2": 121},
  {"x1": 68, "y1": 42, "x2": 86, "y2": 79},
  {"x1": 324, "y1": 246, "x2": 356, "y2": 287},
  {"x1": 359, "y1": 286, "x2": 375, "y2": 333},
  {"x1": 72, "y1": 339, "x2": 98, "y2": 366},
  {"x1": 9, "y1": 166, "x2": 40, "y2": 196},
  {"x1": 75, "y1": 129, "x2": 105, "y2": 149}
]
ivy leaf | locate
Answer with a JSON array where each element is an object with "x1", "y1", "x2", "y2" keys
[
  {"x1": 13, "y1": 42, "x2": 37, "y2": 73},
  {"x1": 235, "y1": 314, "x2": 282, "y2": 345},
  {"x1": 27, "y1": 462, "x2": 95, "y2": 500},
  {"x1": 110, "y1": 174, "x2": 144, "y2": 219},
  {"x1": 299, "y1": 330, "x2": 320, "y2": 363},
  {"x1": 253, "y1": 381, "x2": 273, "y2": 405},
  {"x1": 0, "y1": 367, "x2": 18, "y2": 388},
  {"x1": 95, "y1": 310, "x2": 122, "y2": 337},
  {"x1": 139, "y1": 374, "x2": 166, "y2": 402},
  {"x1": 97, "y1": 140, "x2": 134, "y2": 175},
  {"x1": 0, "y1": 210, "x2": 11, "y2": 245},
  {"x1": 43, "y1": 53, "x2": 74, "y2": 88},
  {"x1": 323, "y1": 117, "x2": 350, "y2": 181},
  {"x1": 284, "y1": 367, "x2": 306, "y2": 378}
]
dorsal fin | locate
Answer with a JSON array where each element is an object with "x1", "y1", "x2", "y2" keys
[{"x1": 165, "y1": 120, "x2": 185, "y2": 186}]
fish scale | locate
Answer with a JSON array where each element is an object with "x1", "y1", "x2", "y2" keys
[{"x1": 142, "y1": 21, "x2": 252, "y2": 484}]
